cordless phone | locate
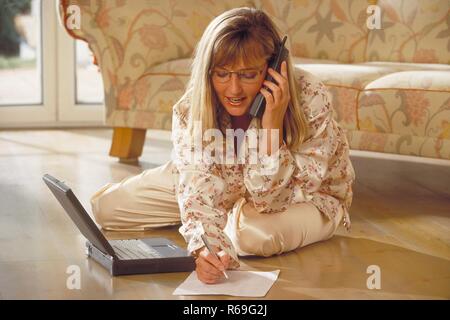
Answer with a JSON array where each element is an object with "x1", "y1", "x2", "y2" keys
[{"x1": 249, "y1": 35, "x2": 289, "y2": 118}]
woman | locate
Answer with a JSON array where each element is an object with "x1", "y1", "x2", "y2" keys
[{"x1": 91, "y1": 7, "x2": 355, "y2": 284}]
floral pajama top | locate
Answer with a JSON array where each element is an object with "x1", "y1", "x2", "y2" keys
[{"x1": 171, "y1": 68, "x2": 355, "y2": 268}]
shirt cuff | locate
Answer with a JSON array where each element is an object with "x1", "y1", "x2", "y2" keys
[{"x1": 184, "y1": 223, "x2": 241, "y2": 269}]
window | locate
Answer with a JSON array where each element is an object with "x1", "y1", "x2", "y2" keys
[
  {"x1": 0, "y1": 0, "x2": 41, "y2": 105},
  {"x1": 0, "y1": 0, "x2": 104, "y2": 127},
  {"x1": 75, "y1": 40, "x2": 104, "y2": 104}
]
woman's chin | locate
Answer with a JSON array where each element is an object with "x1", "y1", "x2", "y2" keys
[{"x1": 224, "y1": 105, "x2": 249, "y2": 117}]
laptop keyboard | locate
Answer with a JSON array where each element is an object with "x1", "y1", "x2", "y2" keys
[{"x1": 111, "y1": 239, "x2": 162, "y2": 260}]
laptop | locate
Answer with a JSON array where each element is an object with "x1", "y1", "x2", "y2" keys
[{"x1": 43, "y1": 174, "x2": 195, "y2": 276}]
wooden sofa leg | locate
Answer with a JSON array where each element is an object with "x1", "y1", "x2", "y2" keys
[{"x1": 109, "y1": 127, "x2": 146, "y2": 163}]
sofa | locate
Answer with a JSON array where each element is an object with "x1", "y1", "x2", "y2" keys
[{"x1": 59, "y1": 0, "x2": 450, "y2": 161}]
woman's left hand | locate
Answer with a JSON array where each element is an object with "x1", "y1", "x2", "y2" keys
[{"x1": 259, "y1": 60, "x2": 290, "y2": 133}]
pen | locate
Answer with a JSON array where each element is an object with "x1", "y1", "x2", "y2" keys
[{"x1": 200, "y1": 234, "x2": 229, "y2": 279}]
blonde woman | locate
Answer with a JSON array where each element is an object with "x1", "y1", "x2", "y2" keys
[{"x1": 91, "y1": 7, "x2": 355, "y2": 284}]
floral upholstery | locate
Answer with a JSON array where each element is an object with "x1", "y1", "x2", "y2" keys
[
  {"x1": 59, "y1": 0, "x2": 450, "y2": 159},
  {"x1": 366, "y1": 0, "x2": 450, "y2": 64},
  {"x1": 297, "y1": 60, "x2": 450, "y2": 158},
  {"x1": 357, "y1": 69, "x2": 450, "y2": 158},
  {"x1": 256, "y1": 0, "x2": 371, "y2": 63},
  {"x1": 60, "y1": 0, "x2": 253, "y2": 129}
]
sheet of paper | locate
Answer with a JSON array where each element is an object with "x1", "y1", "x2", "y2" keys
[{"x1": 173, "y1": 270, "x2": 280, "y2": 297}]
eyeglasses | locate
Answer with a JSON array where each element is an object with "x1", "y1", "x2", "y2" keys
[{"x1": 209, "y1": 65, "x2": 266, "y2": 84}]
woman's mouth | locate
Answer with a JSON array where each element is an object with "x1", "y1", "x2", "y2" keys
[{"x1": 226, "y1": 97, "x2": 246, "y2": 106}]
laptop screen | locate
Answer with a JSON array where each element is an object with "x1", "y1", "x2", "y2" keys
[{"x1": 43, "y1": 174, "x2": 116, "y2": 257}]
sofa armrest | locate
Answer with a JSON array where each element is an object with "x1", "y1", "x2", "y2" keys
[{"x1": 58, "y1": 0, "x2": 254, "y2": 116}]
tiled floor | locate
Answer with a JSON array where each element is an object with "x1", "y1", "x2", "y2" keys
[{"x1": 0, "y1": 128, "x2": 449, "y2": 299}]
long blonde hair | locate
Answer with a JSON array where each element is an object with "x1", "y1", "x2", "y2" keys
[{"x1": 178, "y1": 7, "x2": 308, "y2": 149}]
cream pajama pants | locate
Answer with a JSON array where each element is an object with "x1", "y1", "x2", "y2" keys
[{"x1": 90, "y1": 161, "x2": 343, "y2": 257}]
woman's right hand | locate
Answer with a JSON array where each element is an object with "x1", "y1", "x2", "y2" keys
[{"x1": 194, "y1": 246, "x2": 230, "y2": 284}]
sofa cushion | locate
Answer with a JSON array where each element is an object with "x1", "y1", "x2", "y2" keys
[
  {"x1": 294, "y1": 60, "x2": 408, "y2": 132},
  {"x1": 299, "y1": 61, "x2": 450, "y2": 89},
  {"x1": 298, "y1": 62, "x2": 399, "y2": 88},
  {"x1": 365, "y1": 70, "x2": 450, "y2": 90},
  {"x1": 354, "y1": 68, "x2": 450, "y2": 159},
  {"x1": 360, "y1": 61, "x2": 450, "y2": 72},
  {"x1": 359, "y1": 70, "x2": 450, "y2": 136},
  {"x1": 291, "y1": 59, "x2": 449, "y2": 131}
]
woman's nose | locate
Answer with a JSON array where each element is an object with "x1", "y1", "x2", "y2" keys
[{"x1": 228, "y1": 74, "x2": 244, "y2": 94}]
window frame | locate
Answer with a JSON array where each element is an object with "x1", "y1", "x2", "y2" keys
[{"x1": 0, "y1": 0, "x2": 105, "y2": 128}]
